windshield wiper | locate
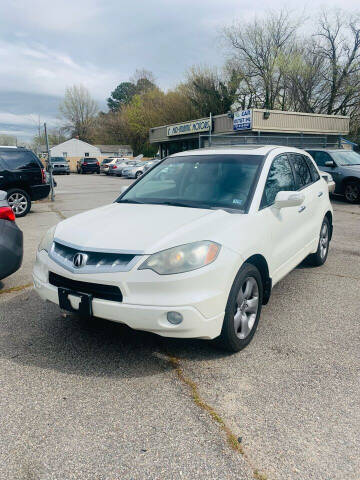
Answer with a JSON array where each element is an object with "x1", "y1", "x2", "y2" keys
[
  {"x1": 157, "y1": 201, "x2": 212, "y2": 209},
  {"x1": 117, "y1": 199, "x2": 146, "y2": 204},
  {"x1": 342, "y1": 163, "x2": 360, "y2": 166}
]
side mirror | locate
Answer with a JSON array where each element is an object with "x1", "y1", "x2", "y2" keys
[
  {"x1": 120, "y1": 185, "x2": 128, "y2": 195},
  {"x1": 274, "y1": 191, "x2": 304, "y2": 209},
  {"x1": 0, "y1": 190, "x2": 7, "y2": 201},
  {"x1": 324, "y1": 160, "x2": 336, "y2": 168}
]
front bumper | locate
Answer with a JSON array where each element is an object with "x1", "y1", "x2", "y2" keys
[
  {"x1": 33, "y1": 247, "x2": 242, "y2": 339},
  {"x1": 53, "y1": 167, "x2": 70, "y2": 174},
  {"x1": 0, "y1": 220, "x2": 23, "y2": 280}
]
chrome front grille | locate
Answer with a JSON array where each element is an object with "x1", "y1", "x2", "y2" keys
[{"x1": 49, "y1": 240, "x2": 141, "y2": 274}]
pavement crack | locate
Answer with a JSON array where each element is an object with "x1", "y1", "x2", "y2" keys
[
  {"x1": 0, "y1": 283, "x2": 33, "y2": 295},
  {"x1": 49, "y1": 203, "x2": 66, "y2": 220},
  {"x1": 166, "y1": 354, "x2": 268, "y2": 480}
]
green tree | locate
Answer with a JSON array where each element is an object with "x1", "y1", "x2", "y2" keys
[{"x1": 107, "y1": 82, "x2": 137, "y2": 112}]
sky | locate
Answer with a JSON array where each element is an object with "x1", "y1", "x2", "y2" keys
[{"x1": 0, "y1": 0, "x2": 358, "y2": 142}]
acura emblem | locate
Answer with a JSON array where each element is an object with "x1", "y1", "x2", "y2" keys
[{"x1": 73, "y1": 253, "x2": 88, "y2": 268}]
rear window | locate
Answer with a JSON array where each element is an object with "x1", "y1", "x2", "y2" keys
[
  {"x1": 0, "y1": 150, "x2": 41, "y2": 170},
  {"x1": 84, "y1": 158, "x2": 97, "y2": 163},
  {"x1": 102, "y1": 158, "x2": 113, "y2": 164}
]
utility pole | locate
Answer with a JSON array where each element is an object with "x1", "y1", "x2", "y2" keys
[{"x1": 44, "y1": 122, "x2": 55, "y2": 201}]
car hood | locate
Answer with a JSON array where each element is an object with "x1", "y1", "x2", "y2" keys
[
  {"x1": 54, "y1": 203, "x2": 239, "y2": 254},
  {"x1": 341, "y1": 164, "x2": 360, "y2": 175}
]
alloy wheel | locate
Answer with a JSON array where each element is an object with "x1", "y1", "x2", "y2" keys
[
  {"x1": 234, "y1": 276, "x2": 259, "y2": 339},
  {"x1": 320, "y1": 222, "x2": 329, "y2": 259},
  {"x1": 345, "y1": 183, "x2": 359, "y2": 203},
  {"x1": 8, "y1": 192, "x2": 28, "y2": 216}
]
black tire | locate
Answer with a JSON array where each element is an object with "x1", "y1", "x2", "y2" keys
[
  {"x1": 344, "y1": 180, "x2": 360, "y2": 203},
  {"x1": 307, "y1": 217, "x2": 330, "y2": 266},
  {"x1": 96, "y1": 171, "x2": 100, "y2": 174},
  {"x1": 7, "y1": 188, "x2": 31, "y2": 218},
  {"x1": 67, "y1": 172, "x2": 70, "y2": 175},
  {"x1": 216, "y1": 263, "x2": 263, "y2": 352},
  {"x1": 81, "y1": 169, "x2": 85, "y2": 174},
  {"x1": 135, "y1": 171, "x2": 142, "y2": 178}
]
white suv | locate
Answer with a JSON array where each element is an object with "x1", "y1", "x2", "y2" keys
[{"x1": 33, "y1": 146, "x2": 333, "y2": 352}]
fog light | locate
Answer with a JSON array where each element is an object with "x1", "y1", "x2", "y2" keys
[{"x1": 167, "y1": 311, "x2": 183, "y2": 325}]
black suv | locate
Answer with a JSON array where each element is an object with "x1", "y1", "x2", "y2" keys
[
  {"x1": 0, "y1": 147, "x2": 50, "y2": 217},
  {"x1": 76, "y1": 157, "x2": 100, "y2": 174}
]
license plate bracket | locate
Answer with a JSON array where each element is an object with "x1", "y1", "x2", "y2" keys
[{"x1": 58, "y1": 287, "x2": 93, "y2": 318}]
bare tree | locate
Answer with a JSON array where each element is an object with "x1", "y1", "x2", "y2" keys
[
  {"x1": 0, "y1": 134, "x2": 17, "y2": 146},
  {"x1": 224, "y1": 10, "x2": 299, "y2": 110},
  {"x1": 313, "y1": 11, "x2": 360, "y2": 115},
  {"x1": 59, "y1": 85, "x2": 98, "y2": 141}
]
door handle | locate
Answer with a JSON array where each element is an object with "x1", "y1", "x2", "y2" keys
[
  {"x1": 298, "y1": 205, "x2": 306, "y2": 213},
  {"x1": 318, "y1": 191, "x2": 323, "y2": 197}
]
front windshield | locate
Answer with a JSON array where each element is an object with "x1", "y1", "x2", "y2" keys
[
  {"x1": 331, "y1": 151, "x2": 360, "y2": 166},
  {"x1": 117, "y1": 154, "x2": 263, "y2": 212}
]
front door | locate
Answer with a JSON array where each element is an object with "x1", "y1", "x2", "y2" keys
[{"x1": 258, "y1": 153, "x2": 308, "y2": 283}]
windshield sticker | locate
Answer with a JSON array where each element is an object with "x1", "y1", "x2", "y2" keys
[{"x1": 233, "y1": 199, "x2": 243, "y2": 205}]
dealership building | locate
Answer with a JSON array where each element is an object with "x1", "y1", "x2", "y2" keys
[{"x1": 149, "y1": 109, "x2": 350, "y2": 158}]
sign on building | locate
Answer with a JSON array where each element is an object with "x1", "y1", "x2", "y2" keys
[
  {"x1": 167, "y1": 118, "x2": 211, "y2": 136},
  {"x1": 233, "y1": 110, "x2": 252, "y2": 131}
]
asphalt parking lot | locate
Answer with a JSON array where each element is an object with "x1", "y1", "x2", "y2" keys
[{"x1": 0, "y1": 173, "x2": 359, "y2": 480}]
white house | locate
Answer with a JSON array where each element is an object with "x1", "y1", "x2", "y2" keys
[{"x1": 50, "y1": 139, "x2": 101, "y2": 158}]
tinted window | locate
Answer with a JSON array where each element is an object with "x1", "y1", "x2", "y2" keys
[
  {"x1": 84, "y1": 158, "x2": 97, "y2": 163},
  {"x1": 261, "y1": 154, "x2": 295, "y2": 208},
  {"x1": 0, "y1": 150, "x2": 41, "y2": 170},
  {"x1": 290, "y1": 154, "x2": 312, "y2": 188},
  {"x1": 307, "y1": 151, "x2": 332, "y2": 168},
  {"x1": 118, "y1": 154, "x2": 264, "y2": 212},
  {"x1": 304, "y1": 155, "x2": 320, "y2": 182}
]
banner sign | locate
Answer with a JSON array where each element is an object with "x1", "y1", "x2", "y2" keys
[
  {"x1": 233, "y1": 109, "x2": 252, "y2": 131},
  {"x1": 167, "y1": 118, "x2": 211, "y2": 136}
]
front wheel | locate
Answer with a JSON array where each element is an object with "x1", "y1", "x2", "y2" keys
[
  {"x1": 135, "y1": 171, "x2": 142, "y2": 179},
  {"x1": 344, "y1": 181, "x2": 360, "y2": 203},
  {"x1": 307, "y1": 217, "x2": 330, "y2": 266},
  {"x1": 217, "y1": 263, "x2": 263, "y2": 352}
]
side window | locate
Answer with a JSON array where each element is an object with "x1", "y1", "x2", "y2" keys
[
  {"x1": 261, "y1": 154, "x2": 296, "y2": 208},
  {"x1": 304, "y1": 155, "x2": 320, "y2": 182},
  {"x1": 310, "y1": 151, "x2": 332, "y2": 168},
  {"x1": 0, "y1": 151, "x2": 40, "y2": 170},
  {"x1": 290, "y1": 154, "x2": 312, "y2": 189}
]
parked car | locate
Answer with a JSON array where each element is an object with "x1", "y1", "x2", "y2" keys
[
  {"x1": 306, "y1": 148, "x2": 360, "y2": 203},
  {"x1": 76, "y1": 158, "x2": 100, "y2": 174},
  {"x1": 108, "y1": 160, "x2": 138, "y2": 177},
  {"x1": 143, "y1": 159, "x2": 161, "y2": 173},
  {"x1": 0, "y1": 190, "x2": 23, "y2": 280},
  {"x1": 0, "y1": 146, "x2": 50, "y2": 217},
  {"x1": 100, "y1": 157, "x2": 116, "y2": 175},
  {"x1": 33, "y1": 146, "x2": 333, "y2": 352},
  {"x1": 48, "y1": 156, "x2": 70, "y2": 175},
  {"x1": 121, "y1": 162, "x2": 148, "y2": 179}
]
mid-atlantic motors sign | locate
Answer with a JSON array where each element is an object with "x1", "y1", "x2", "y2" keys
[
  {"x1": 233, "y1": 109, "x2": 252, "y2": 131},
  {"x1": 167, "y1": 118, "x2": 211, "y2": 136}
]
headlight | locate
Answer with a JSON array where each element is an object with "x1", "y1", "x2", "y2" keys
[
  {"x1": 38, "y1": 225, "x2": 56, "y2": 253},
  {"x1": 139, "y1": 241, "x2": 221, "y2": 275}
]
